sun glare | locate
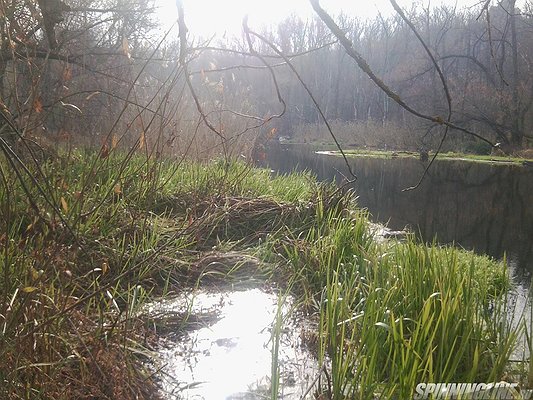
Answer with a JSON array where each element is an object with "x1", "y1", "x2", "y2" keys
[
  {"x1": 154, "y1": 0, "x2": 526, "y2": 39},
  {"x1": 154, "y1": 0, "x2": 394, "y2": 38}
]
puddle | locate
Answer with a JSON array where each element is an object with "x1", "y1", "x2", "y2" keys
[{"x1": 149, "y1": 288, "x2": 319, "y2": 399}]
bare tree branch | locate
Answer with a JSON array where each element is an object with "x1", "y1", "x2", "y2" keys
[
  {"x1": 176, "y1": 0, "x2": 227, "y2": 154},
  {"x1": 389, "y1": 0, "x2": 453, "y2": 191},
  {"x1": 244, "y1": 20, "x2": 356, "y2": 180},
  {"x1": 309, "y1": 0, "x2": 494, "y2": 147}
]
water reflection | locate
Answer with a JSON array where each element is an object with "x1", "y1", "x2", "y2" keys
[
  {"x1": 266, "y1": 145, "x2": 533, "y2": 284},
  {"x1": 154, "y1": 289, "x2": 317, "y2": 399}
]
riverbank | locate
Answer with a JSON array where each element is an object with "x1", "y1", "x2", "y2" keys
[
  {"x1": 315, "y1": 148, "x2": 533, "y2": 165},
  {"x1": 0, "y1": 150, "x2": 528, "y2": 399}
]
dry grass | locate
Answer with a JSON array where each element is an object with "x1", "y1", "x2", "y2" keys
[
  {"x1": 190, "y1": 251, "x2": 267, "y2": 284},
  {"x1": 1, "y1": 302, "x2": 159, "y2": 400},
  {"x1": 515, "y1": 148, "x2": 533, "y2": 159},
  {"x1": 292, "y1": 120, "x2": 423, "y2": 150}
]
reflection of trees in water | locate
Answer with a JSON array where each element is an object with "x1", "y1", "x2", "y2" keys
[
  {"x1": 421, "y1": 163, "x2": 514, "y2": 257},
  {"x1": 266, "y1": 145, "x2": 533, "y2": 277}
]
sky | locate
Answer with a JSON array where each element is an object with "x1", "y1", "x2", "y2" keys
[{"x1": 153, "y1": 0, "x2": 523, "y2": 38}]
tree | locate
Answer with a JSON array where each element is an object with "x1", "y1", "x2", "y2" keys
[{"x1": 0, "y1": 0, "x2": 157, "y2": 147}]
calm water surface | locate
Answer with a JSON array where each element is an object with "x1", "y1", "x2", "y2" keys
[
  {"x1": 266, "y1": 145, "x2": 533, "y2": 285},
  {"x1": 152, "y1": 289, "x2": 317, "y2": 399}
]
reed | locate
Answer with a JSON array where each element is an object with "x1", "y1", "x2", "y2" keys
[{"x1": 265, "y1": 199, "x2": 517, "y2": 398}]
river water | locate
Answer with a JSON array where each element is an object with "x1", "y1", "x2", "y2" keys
[{"x1": 266, "y1": 144, "x2": 533, "y2": 286}]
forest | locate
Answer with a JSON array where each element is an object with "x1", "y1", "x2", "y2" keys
[{"x1": 1, "y1": 0, "x2": 532, "y2": 159}]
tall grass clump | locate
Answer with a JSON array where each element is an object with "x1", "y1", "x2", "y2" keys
[
  {"x1": 267, "y1": 198, "x2": 518, "y2": 399},
  {"x1": 0, "y1": 149, "x2": 189, "y2": 399}
]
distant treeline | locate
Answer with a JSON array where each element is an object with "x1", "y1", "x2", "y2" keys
[
  {"x1": 2, "y1": 0, "x2": 531, "y2": 158},
  {"x1": 193, "y1": 1, "x2": 532, "y2": 152}
]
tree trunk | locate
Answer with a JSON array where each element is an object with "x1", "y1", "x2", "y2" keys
[{"x1": 509, "y1": 0, "x2": 522, "y2": 147}]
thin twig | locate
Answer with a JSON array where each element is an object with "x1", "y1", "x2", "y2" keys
[
  {"x1": 176, "y1": 0, "x2": 228, "y2": 159},
  {"x1": 299, "y1": 364, "x2": 327, "y2": 400},
  {"x1": 389, "y1": 0, "x2": 453, "y2": 191},
  {"x1": 245, "y1": 22, "x2": 356, "y2": 180}
]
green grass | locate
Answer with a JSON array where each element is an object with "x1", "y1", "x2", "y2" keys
[
  {"x1": 259, "y1": 197, "x2": 517, "y2": 398},
  {"x1": 0, "y1": 148, "x2": 527, "y2": 399},
  {"x1": 437, "y1": 151, "x2": 531, "y2": 164}
]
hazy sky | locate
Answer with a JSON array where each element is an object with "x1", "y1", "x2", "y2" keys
[{"x1": 154, "y1": 0, "x2": 521, "y2": 38}]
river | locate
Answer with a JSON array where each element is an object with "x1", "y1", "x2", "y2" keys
[{"x1": 266, "y1": 144, "x2": 533, "y2": 286}]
